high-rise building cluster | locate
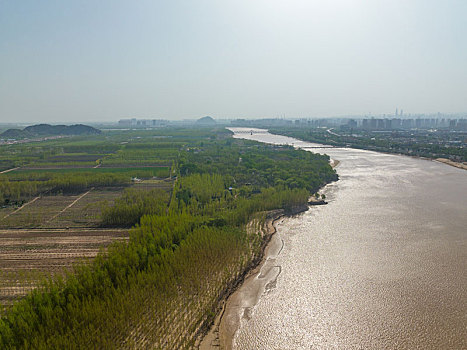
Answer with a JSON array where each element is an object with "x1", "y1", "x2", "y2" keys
[{"x1": 357, "y1": 118, "x2": 466, "y2": 131}]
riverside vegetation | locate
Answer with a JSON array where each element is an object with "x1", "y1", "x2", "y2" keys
[
  {"x1": 0, "y1": 127, "x2": 337, "y2": 348},
  {"x1": 269, "y1": 127, "x2": 467, "y2": 162}
]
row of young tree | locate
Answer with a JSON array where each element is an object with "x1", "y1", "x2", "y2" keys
[
  {"x1": 174, "y1": 173, "x2": 310, "y2": 226},
  {"x1": 178, "y1": 139, "x2": 337, "y2": 193},
  {"x1": 0, "y1": 212, "x2": 251, "y2": 348},
  {"x1": 0, "y1": 173, "x2": 131, "y2": 205},
  {"x1": 101, "y1": 188, "x2": 169, "y2": 227},
  {"x1": 0, "y1": 130, "x2": 338, "y2": 348}
]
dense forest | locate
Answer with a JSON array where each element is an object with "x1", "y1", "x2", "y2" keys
[{"x1": 0, "y1": 127, "x2": 337, "y2": 348}]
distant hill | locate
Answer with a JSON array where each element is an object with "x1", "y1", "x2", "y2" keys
[
  {"x1": 0, "y1": 129, "x2": 34, "y2": 139},
  {"x1": 24, "y1": 124, "x2": 101, "y2": 136},
  {"x1": 0, "y1": 124, "x2": 101, "y2": 139},
  {"x1": 195, "y1": 116, "x2": 216, "y2": 126}
]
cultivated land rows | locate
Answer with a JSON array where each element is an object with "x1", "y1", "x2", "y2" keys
[
  {"x1": 0, "y1": 180, "x2": 173, "y2": 311},
  {"x1": 0, "y1": 228, "x2": 129, "y2": 306}
]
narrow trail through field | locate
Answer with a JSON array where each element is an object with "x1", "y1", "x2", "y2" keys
[
  {"x1": 47, "y1": 188, "x2": 94, "y2": 223},
  {"x1": 2, "y1": 196, "x2": 41, "y2": 220},
  {"x1": 0, "y1": 167, "x2": 20, "y2": 174}
]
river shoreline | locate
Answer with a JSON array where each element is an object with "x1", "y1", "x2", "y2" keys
[
  {"x1": 198, "y1": 205, "x2": 309, "y2": 349},
  {"x1": 216, "y1": 128, "x2": 467, "y2": 349},
  {"x1": 434, "y1": 157, "x2": 467, "y2": 170},
  {"x1": 198, "y1": 133, "x2": 339, "y2": 349},
  {"x1": 198, "y1": 130, "x2": 338, "y2": 349}
]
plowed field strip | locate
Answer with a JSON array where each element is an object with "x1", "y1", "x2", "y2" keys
[
  {"x1": 0, "y1": 237, "x2": 127, "y2": 246},
  {"x1": 47, "y1": 188, "x2": 94, "y2": 223},
  {"x1": 2, "y1": 196, "x2": 41, "y2": 220},
  {"x1": 0, "y1": 228, "x2": 128, "y2": 238},
  {"x1": 0, "y1": 227, "x2": 129, "y2": 309}
]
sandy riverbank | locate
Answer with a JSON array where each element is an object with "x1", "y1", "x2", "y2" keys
[
  {"x1": 434, "y1": 158, "x2": 467, "y2": 170},
  {"x1": 199, "y1": 206, "x2": 308, "y2": 349},
  {"x1": 330, "y1": 158, "x2": 340, "y2": 168}
]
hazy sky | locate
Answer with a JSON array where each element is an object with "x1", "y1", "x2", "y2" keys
[{"x1": 1, "y1": 0, "x2": 466, "y2": 123}]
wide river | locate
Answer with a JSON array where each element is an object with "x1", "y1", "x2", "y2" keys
[{"x1": 228, "y1": 128, "x2": 467, "y2": 350}]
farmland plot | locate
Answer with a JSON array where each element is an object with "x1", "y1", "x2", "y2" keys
[
  {"x1": 0, "y1": 131, "x2": 181, "y2": 316},
  {"x1": 0, "y1": 195, "x2": 81, "y2": 228},
  {"x1": 0, "y1": 180, "x2": 173, "y2": 311},
  {"x1": 45, "y1": 188, "x2": 124, "y2": 228},
  {"x1": 0, "y1": 228, "x2": 128, "y2": 310}
]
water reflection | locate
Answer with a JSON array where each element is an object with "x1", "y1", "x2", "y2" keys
[{"x1": 230, "y1": 128, "x2": 467, "y2": 350}]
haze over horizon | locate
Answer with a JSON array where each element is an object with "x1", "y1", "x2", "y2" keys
[{"x1": 1, "y1": 0, "x2": 466, "y2": 123}]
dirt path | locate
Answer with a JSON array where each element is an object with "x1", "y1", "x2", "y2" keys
[
  {"x1": 47, "y1": 188, "x2": 94, "y2": 223},
  {"x1": 0, "y1": 167, "x2": 20, "y2": 174},
  {"x1": 2, "y1": 196, "x2": 41, "y2": 220}
]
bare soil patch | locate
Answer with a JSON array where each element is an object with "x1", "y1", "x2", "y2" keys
[{"x1": 0, "y1": 228, "x2": 128, "y2": 309}]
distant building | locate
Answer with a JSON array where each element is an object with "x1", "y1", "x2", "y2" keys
[
  {"x1": 456, "y1": 119, "x2": 466, "y2": 130},
  {"x1": 118, "y1": 118, "x2": 167, "y2": 127},
  {"x1": 362, "y1": 119, "x2": 369, "y2": 130},
  {"x1": 347, "y1": 119, "x2": 357, "y2": 128},
  {"x1": 118, "y1": 119, "x2": 132, "y2": 126},
  {"x1": 385, "y1": 119, "x2": 392, "y2": 130},
  {"x1": 402, "y1": 119, "x2": 412, "y2": 129},
  {"x1": 391, "y1": 118, "x2": 401, "y2": 129}
]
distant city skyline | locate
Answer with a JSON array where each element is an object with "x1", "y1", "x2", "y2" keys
[
  {"x1": 1, "y1": 0, "x2": 467, "y2": 123},
  {"x1": 1, "y1": 110, "x2": 466, "y2": 127}
]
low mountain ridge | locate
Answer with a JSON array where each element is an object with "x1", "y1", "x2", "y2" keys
[
  {"x1": 0, "y1": 129, "x2": 34, "y2": 139},
  {"x1": 1, "y1": 124, "x2": 101, "y2": 139},
  {"x1": 195, "y1": 116, "x2": 216, "y2": 125}
]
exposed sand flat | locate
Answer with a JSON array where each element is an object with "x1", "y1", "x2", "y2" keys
[
  {"x1": 200, "y1": 214, "x2": 287, "y2": 350},
  {"x1": 330, "y1": 158, "x2": 340, "y2": 168}
]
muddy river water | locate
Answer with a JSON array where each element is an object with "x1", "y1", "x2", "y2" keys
[{"x1": 226, "y1": 128, "x2": 466, "y2": 350}]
